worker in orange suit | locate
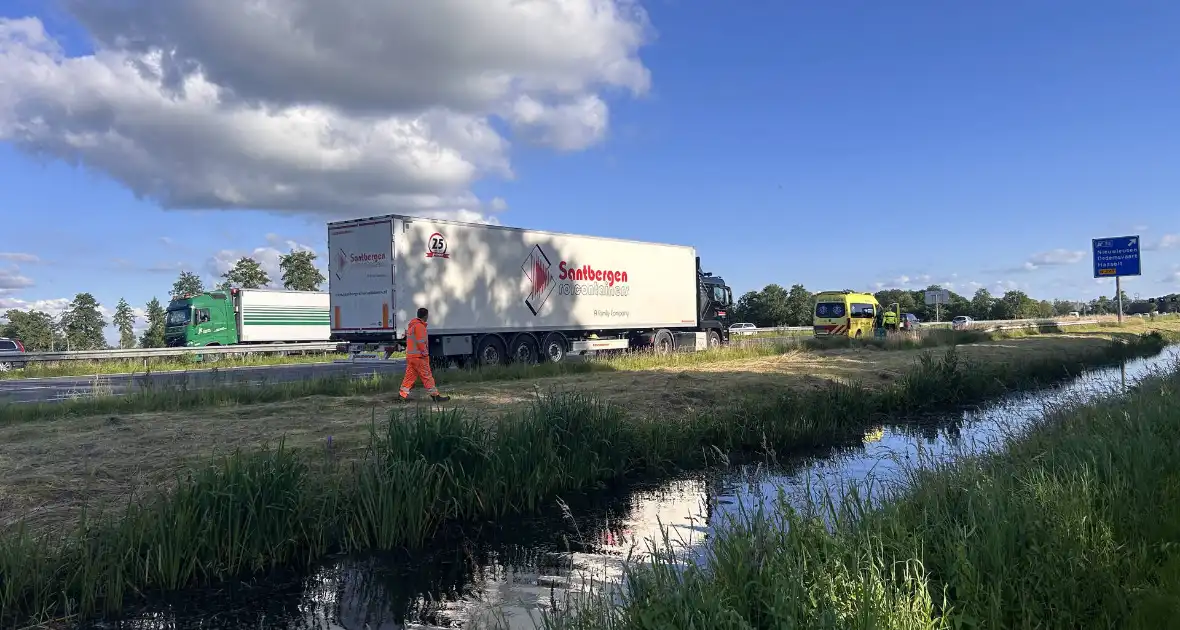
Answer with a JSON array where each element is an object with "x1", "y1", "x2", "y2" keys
[{"x1": 399, "y1": 307, "x2": 450, "y2": 403}]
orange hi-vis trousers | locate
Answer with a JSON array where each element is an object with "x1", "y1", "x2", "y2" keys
[{"x1": 400, "y1": 356, "x2": 440, "y2": 399}]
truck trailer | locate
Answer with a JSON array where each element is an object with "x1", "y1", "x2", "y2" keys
[
  {"x1": 327, "y1": 215, "x2": 734, "y2": 365},
  {"x1": 164, "y1": 288, "x2": 330, "y2": 347}
]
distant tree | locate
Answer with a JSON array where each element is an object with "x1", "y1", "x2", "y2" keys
[
  {"x1": 1052, "y1": 299, "x2": 1078, "y2": 316},
  {"x1": 112, "y1": 298, "x2": 137, "y2": 348},
  {"x1": 874, "y1": 289, "x2": 919, "y2": 316},
  {"x1": 0, "y1": 309, "x2": 61, "y2": 351},
  {"x1": 756, "y1": 284, "x2": 792, "y2": 327},
  {"x1": 732, "y1": 290, "x2": 760, "y2": 324},
  {"x1": 220, "y1": 257, "x2": 270, "y2": 289},
  {"x1": 969, "y1": 288, "x2": 994, "y2": 320},
  {"x1": 279, "y1": 250, "x2": 325, "y2": 291},
  {"x1": 140, "y1": 297, "x2": 167, "y2": 348},
  {"x1": 783, "y1": 284, "x2": 813, "y2": 327},
  {"x1": 171, "y1": 271, "x2": 205, "y2": 298},
  {"x1": 62, "y1": 293, "x2": 107, "y2": 350}
]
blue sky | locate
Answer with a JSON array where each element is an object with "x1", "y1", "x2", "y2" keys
[{"x1": 2, "y1": 1, "x2": 1178, "y2": 339}]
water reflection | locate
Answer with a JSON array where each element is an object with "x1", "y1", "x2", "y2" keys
[{"x1": 92, "y1": 346, "x2": 1179, "y2": 629}]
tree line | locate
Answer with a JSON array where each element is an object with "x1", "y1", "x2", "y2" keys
[
  {"x1": 731, "y1": 283, "x2": 1180, "y2": 328},
  {"x1": 1, "y1": 250, "x2": 326, "y2": 352}
]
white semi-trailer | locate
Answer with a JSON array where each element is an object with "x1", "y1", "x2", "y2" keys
[{"x1": 327, "y1": 215, "x2": 734, "y2": 365}]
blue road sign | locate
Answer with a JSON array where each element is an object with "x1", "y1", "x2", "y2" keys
[{"x1": 1092, "y1": 235, "x2": 1141, "y2": 278}]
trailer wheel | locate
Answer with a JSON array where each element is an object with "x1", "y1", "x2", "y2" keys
[
  {"x1": 475, "y1": 335, "x2": 507, "y2": 367},
  {"x1": 653, "y1": 329, "x2": 675, "y2": 356},
  {"x1": 540, "y1": 332, "x2": 567, "y2": 363},
  {"x1": 508, "y1": 333, "x2": 540, "y2": 364},
  {"x1": 707, "y1": 329, "x2": 721, "y2": 349}
]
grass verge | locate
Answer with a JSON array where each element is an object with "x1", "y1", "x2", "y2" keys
[
  {"x1": 539, "y1": 344, "x2": 1180, "y2": 628},
  {"x1": 9, "y1": 322, "x2": 1175, "y2": 425},
  {"x1": 0, "y1": 332, "x2": 1169, "y2": 626},
  {"x1": 0, "y1": 351, "x2": 357, "y2": 380}
]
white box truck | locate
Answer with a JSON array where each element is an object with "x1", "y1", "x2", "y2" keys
[
  {"x1": 164, "y1": 288, "x2": 330, "y2": 347},
  {"x1": 327, "y1": 215, "x2": 735, "y2": 365}
]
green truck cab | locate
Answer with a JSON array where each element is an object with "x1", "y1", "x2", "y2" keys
[
  {"x1": 165, "y1": 291, "x2": 237, "y2": 347},
  {"x1": 165, "y1": 288, "x2": 330, "y2": 347}
]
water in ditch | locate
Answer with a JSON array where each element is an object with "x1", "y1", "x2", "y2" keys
[{"x1": 85, "y1": 345, "x2": 1180, "y2": 630}]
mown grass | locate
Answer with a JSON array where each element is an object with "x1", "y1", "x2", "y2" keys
[
  {"x1": 0, "y1": 327, "x2": 1011, "y2": 424},
  {"x1": 539, "y1": 344, "x2": 1180, "y2": 629},
  {"x1": 0, "y1": 351, "x2": 355, "y2": 380},
  {"x1": 0, "y1": 332, "x2": 1168, "y2": 626}
]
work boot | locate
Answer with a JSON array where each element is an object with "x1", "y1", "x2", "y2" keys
[{"x1": 431, "y1": 394, "x2": 451, "y2": 403}]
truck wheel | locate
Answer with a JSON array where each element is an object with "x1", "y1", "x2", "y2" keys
[
  {"x1": 707, "y1": 329, "x2": 722, "y2": 349},
  {"x1": 475, "y1": 335, "x2": 507, "y2": 367},
  {"x1": 653, "y1": 329, "x2": 674, "y2": 356},
  {"x1": 540, "y1": 332, "x2": 567, "y2": 363},
  {"x1": 508, "y1": 333, "x2": 540, "y2": 364}
]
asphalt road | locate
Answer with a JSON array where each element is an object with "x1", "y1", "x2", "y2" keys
[{"x1": 0, "y1": 360, "x2": 408, "y2": 404}]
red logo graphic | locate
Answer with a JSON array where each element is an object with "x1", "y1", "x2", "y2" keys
[
  {"x1": 426, "y1": 232, "x2": 449, "y2": 258},
  {"x1": 522, "y1": 245, "x2": 556, "y2": 316}
]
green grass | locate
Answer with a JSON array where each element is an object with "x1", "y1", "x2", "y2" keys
[
  {"x1": 538, "y1": 346, "x2": 1180, "y2": 629},
  {"x1": 0, "y1": 332, "x2": 1168, "y2": 626},
  {"x1": 0, "y1": 351, "x2": 356, "y2": 380}
]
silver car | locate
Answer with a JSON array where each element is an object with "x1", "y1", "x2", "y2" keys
[{"x1": 0, "y1": 337, "x2": 27, "y2": 371}]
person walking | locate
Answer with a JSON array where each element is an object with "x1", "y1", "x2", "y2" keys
[{"x1": 399, "y1": 307, "x2": 450, "y2": 403}]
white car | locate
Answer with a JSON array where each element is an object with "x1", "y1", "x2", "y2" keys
[
  {"x1": 729, "y1": 322, "x2": 758, "y2": 336},
  {"x1": 951, "y1": 316, "x2": 974, "y2": 330}
]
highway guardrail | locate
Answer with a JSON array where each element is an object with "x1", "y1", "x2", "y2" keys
[
  {"x1": 734, "y1": 318, "x2": 1102, "y2": 337},
  {"x1": 0, "y1": 342, "x2": 340, "y2": 363}
]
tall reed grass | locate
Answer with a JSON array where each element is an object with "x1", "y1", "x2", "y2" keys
[
  {"x1": 539, "y1": 340, "x2": 1180, "y2": 629},
  {"x1": 0, "y1": 332, "x2": 1168, "y2": 626}
]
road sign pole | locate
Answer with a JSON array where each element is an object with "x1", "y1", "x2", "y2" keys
[{"x1": 1116, "y1": 276, "x2": 1123, "y2": 324}]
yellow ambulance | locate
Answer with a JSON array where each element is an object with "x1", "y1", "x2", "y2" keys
[{"x1": 813, "y1": 290, "x2": 881, "y2": 338}]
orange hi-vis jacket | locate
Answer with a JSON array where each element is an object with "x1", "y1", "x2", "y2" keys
[{"x1": 405, "y1": 318, "x2": 429, "y2": 359}]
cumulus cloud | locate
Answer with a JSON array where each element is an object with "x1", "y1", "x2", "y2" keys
[
  {"x1": 873, "y1": 273, "x2": 970, "y2": 292},
  {"x1": 1007, "y1": 248, "x2": 1086, "y2": 272},
  {"x1": 207, "y1": 236, "x2": 322, "y2": 286},
  {"x1": 0, "y1": 267, "x2": 35, "y2": 294},
  {"x1": 0, "y1": 2, "x2": 651, "y2": 218},
  {"x1": 0, "y1": 296, "x2": 70, "y2": 315},
  {"x1": 1145, "y1": 234, "x2": 1180, "y2": 251},
  {"x1": 0, "y1": 252, "x2": 40, "y2": 263}
]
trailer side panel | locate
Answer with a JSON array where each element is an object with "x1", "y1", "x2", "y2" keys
[{"x1": 393, "y1": 217, "x2": 698, "y2": 334}]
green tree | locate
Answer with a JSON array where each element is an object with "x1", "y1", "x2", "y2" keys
[
  {"x1": 140, "y1": 297, "x2": 167, "y2": 348},
  {"x1": 279, "y1": 250, "x2": 325, "y2": 291},
  {"x1": 220, "y1": 257, "x2": 270, "y2": 289},
  {"x1": 112, "y1": 298, "x2": 137, "y2": 348},
  {"x1": 0, "y1": 309, "x2": 62, "y2": 351},
  {"x1": 171, "y1": 271, "x2": 205, "y2": 298},
  {"x1": 873, "y1": 289, "x2": 919, "y2": 317},
  {"x1": 61, "y1": 293, "x2": 107, "y2": 350},
  {"x1": 732, "y1": 290, "x2": 760, "y2": 325},
  {"x1": 970, "y1": 288, "x2": 994, "y2": 320},
  {"x1": 783, "y1": 284, "x2": 813, "y2": 327}
]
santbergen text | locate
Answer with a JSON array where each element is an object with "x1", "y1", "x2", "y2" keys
[{"x1": 558, "y1": 262, "x2": 628, "y2": 287}]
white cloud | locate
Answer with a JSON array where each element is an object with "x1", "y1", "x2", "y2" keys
[
  {"x1": 489, "y1": 197, "x2": 509, "y2": 212},
  {"x1": 0, "y1": 3, "x2": 651, "y2": 218},
  {"x1": 0, "y1": 296, "x2": 70, "y2": 316},
  {"x1": 0, "y1": 267, "x2": 34, "y2": 293},
  {"x1": 0, "y1": 252, "x2": 40, "y2": 263},
  {"x1": 1009, "y1": 249, "x2": 1086, "y2": 272},
  {"x1": 207, "y1": 237, "x2": 322, "y2": 287},
  {"x1": 1145, "y1": 234, "x2": 1180, "y2": 251}
]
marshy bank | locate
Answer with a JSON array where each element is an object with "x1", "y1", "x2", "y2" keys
[
  {"x1": 543, "y1": 348, "x2": 1180, "y2": 629},
  {"x1": 0, "y1": 333, "x2": 1171, "y2": 627},
  {"x1": 25, "y1": 339, "x2": 1180, "y2": 629}
]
